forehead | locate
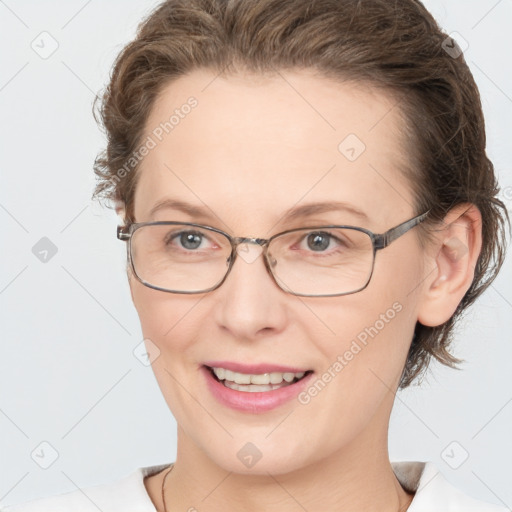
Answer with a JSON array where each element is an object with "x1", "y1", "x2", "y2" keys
[{"x1": 134, "y1": 68, "x2": 414, "y2": 231}]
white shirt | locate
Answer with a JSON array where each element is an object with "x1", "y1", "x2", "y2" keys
[{"x1": 1, "y1": 461, "x2": 508, "y2": 511}]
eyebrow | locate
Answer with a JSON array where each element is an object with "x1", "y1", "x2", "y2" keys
[{"x1": 148, "y1": 198, "x2": 369, "y2": 223}]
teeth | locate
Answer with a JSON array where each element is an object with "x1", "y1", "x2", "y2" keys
[
  {"x1": 212, "y1": 367, "x2": 306, "y2": 386},
  {"x1": 223, "y1": 380, "x2": 287, "y2": 392}
]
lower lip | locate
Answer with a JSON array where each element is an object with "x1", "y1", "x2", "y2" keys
[{"x1": 202, "y1": 366, "x2": 314, "y2": 413}]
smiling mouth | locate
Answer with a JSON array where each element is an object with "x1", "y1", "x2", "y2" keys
[{"x1": 206, "y1": 365, "x2": 313, "y2": 392}]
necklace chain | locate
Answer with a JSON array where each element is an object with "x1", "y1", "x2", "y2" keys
[{"x1": 161, "y1": 463, "x2": 174, "y2": 512}]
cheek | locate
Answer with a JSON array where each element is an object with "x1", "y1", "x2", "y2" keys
[
  {"x1": 317, "y1": 298, "x2": 412, "y2": 387},
  {"x1": 306, "y1": 259, "x2": 419, "y2": 397},
  {"x1": 130, "y1": 281, "x2": 205, "y2": 413},
  {"x1": 130, "y1": 279, "x2": 203, "y2": 351},
  {"x1": 267, "y1": 298, "x2": 415, "y2": 467},
  {"x1": 294, "y1": 298, "x2": 414, "y2": 443}
]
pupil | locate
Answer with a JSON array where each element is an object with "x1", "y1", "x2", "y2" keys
[
  {"x1": 308, "y1": 233, "x2": 329, "y2": 251},
  {"x1": 181, "y1": 232, "x2": 202, "y2": 250}
]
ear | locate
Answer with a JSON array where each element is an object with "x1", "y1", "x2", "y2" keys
[{"x1": 417, "y1": 203, "x2": 482, "y2": 327}]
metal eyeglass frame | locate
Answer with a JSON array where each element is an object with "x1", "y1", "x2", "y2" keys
[{"x1": 117, "y1": 210, "x2": 430, "y2": 297}]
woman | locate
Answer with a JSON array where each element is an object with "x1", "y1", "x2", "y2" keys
[{"x1": 3, "y1": 0, "x2": 509, "y2": 510}]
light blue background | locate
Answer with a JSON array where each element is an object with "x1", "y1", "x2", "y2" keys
[{"x1": 1, "y1": 0, "x2": 511, "y2": 508}]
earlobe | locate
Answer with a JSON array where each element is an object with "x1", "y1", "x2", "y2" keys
[{"x1": 417, "y1": 204, "x2": 482, "y2": 327}]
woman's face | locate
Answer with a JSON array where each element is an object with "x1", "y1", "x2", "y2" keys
[{"x1": 129, "y1": 68, "x2": 428, "y2": 474}]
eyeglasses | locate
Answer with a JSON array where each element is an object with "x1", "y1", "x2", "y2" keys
[{"x1": 117, "y1": 211, "x2": 429, "y2": 297}]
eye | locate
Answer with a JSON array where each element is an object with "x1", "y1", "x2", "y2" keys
[
  {"x1": 165, "y1": 229, "x2": 214, "y2": 251},
  {"x1": 305, "y1": 232, "x2": 332, "y2": 252},
  {"x1": 299, "y1": 231, "x2": 347, "y2": 253}
]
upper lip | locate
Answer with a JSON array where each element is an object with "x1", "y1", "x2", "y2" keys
[{"x1": 203, "y1": 361, "x2": 311, "y2": 374}]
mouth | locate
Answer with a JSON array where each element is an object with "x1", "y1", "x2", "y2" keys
[{"x1": 205, "y1": 365, "x2": 314, "y2": 393}]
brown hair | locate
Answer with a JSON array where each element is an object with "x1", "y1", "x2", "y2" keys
[{"x1": 92, "y1": 0, "x2": 509, "y2": 388}]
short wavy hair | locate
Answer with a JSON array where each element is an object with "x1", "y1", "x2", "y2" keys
[{"x1": 92, "y1": 0, "x2": 509, "y2": 388}]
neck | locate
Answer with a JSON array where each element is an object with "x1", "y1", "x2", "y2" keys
[{"x1": 150, "y1": 405, "x2": 414, "y2": 512}]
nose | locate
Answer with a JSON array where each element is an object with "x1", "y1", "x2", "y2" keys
[{"x1": 212, "y1": 241, "x2": 288, "y2": 340}]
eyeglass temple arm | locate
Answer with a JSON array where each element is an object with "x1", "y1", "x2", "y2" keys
[{"x1": 373, "y1": 211, "x2": 430, "y2": 250}]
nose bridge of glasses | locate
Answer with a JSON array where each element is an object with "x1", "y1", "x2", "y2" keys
[{"x1": 231, "y1": 237, "x2": 269, "y2": 265}]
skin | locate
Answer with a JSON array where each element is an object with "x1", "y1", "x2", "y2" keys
[{"x1": 120, "y1": 68, "x2": 482, "y2": 511}]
